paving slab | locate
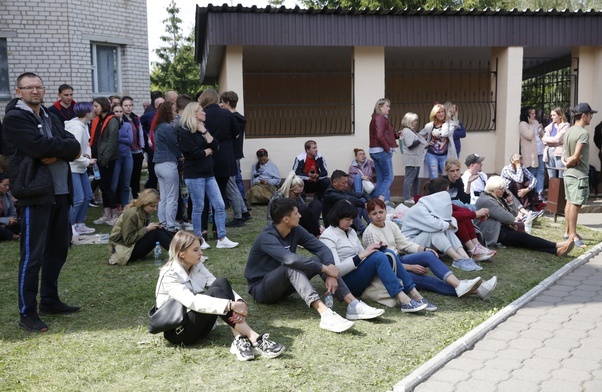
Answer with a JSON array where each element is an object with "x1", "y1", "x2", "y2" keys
[{"x1": 394, "y1": 242, "x2": 602, "y2": 392}]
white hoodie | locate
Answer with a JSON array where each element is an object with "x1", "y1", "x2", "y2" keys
[{"x1": 64, "y1": 117, "x2": 91, "y2": 173}]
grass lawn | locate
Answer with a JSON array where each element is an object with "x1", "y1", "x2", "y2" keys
[{"x1": 1, "y1": 204, "x2": 600, "y2": 391}]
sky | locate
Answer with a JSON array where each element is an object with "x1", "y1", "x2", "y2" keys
[{"x1": 146, "y1": 0, "x2": 299, "y2": 69}]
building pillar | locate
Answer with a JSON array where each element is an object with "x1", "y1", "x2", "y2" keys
[
  {"x1": 353, "y1": 46, "x2": 385, "y2": 161},
  {"x1": 491, "y1": 47, "x2": 524, "y2": 173},
  {"x1": 218, "y1": 45, "x2": 244, "y2": 114}
]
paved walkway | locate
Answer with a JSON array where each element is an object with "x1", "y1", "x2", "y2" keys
[{"x1": 404, "y1": 250, "x2": 602, "y2": 392}]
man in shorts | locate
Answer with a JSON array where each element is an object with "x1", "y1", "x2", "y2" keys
[{"x1": 562, "y1": 102, "x2": 597, "y2": 248}]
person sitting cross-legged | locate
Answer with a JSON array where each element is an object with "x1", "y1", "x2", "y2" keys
[{"x1": 245, "y1": 198, "x2": 384, "y2": 333}]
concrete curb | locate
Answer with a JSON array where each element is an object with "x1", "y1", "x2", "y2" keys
[{"x1": 393, "y1": 242, "x2": 602, "y2": 392}]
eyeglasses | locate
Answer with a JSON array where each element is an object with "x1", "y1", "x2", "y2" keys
[{"x1": 18, "y1": 86, "x2": 46, "y2": 92}]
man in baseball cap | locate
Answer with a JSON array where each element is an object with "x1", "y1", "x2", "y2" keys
[
  {"x1": 562, "y1": 102, "x2": 597, "y2": 248},
  {"x1": 461, "y1": 154, "x2": 488, "y2": 204}
]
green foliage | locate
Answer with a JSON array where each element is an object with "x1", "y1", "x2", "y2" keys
[
  {"x1": 297, "y1": 0, "x2": 602, "y2": 10},
  {"x1": 150, "y1": 1, "x2": 201, "y2": 96}
]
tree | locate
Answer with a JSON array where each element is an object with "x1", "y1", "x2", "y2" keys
[
  {"x1": 150, "y1": 1, "x2": 202, "y2": 96},
  {"x1": 296, "y1": 0, "x2": 601, "y2": 9}
]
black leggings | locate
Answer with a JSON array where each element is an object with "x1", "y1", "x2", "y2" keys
[
  {"x1": 130, "y1": 152, "x2": 144, "y2": 199},
  {"x1": 163, "y1": 277, "x2": 237, "y2": 345},
  {"x1": 99, "y1": 160, "x2": 117, "y2": 209},
  {"x1": 129, "y1": 229, "x2": 175, "y2": 262},
  {"x1": 498, "y1": 226, "x2": 556, "y2": 254}
]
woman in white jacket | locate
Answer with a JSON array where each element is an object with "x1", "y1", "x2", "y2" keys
[
  {"x1": 64, "y1": 102, "x2": 96, "y2": 236},
  {"x1": 155, "y1": 231, "x2": 285, "y2": 361},
  {"x1": 320, "y1": 200, "x2": 432, "y2": 312}
]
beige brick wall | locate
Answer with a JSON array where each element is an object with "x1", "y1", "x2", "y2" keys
[{"x1": 0, "y1": 0, "x2": 150, "y2": 120}]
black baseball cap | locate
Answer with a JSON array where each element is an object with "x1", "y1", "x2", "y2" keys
[{"x1": 465, "y1": 154, "x2": 485, "y2": 166}]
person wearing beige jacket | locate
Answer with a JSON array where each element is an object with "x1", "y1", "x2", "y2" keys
[
  {"x1": 542, "y1": 107, "x2": 570, "y2": 179},
  {"x1": 519, "y1": 107, "x2": 545, "y2": 199}
]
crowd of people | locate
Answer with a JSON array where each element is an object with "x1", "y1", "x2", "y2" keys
[{"x1": 1, "y1": 73, "x2": 599, "y2": 362}]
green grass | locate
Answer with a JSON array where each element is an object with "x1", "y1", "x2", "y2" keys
[{"x1": 0, "y1": 205, "x2": 600, "y2": 392}]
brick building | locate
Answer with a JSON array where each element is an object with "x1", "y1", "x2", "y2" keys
[{"x1": 0, "y1": 0, "x2": 150, "y2": 119}]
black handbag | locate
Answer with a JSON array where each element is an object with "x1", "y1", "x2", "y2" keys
[
  {"x1": 148, "y1": 298, "x2": 187, "y2": 334},
  {"x1": 148, "y1": 273, "x2": 187, "y2": 334}
]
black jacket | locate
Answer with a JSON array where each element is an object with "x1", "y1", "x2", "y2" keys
[
  {"x1": 178, "y1": 126, "x2": 219, "y2": 179},
  {"x1": 322, "y1": 185, "x2": 365, "y2": 227},
  {"x1": 2, "y1": 98, "x2": 80, "y2": 206},
  {"x1": 204, "y1": 104, "x2": 239, "y2": 178}
]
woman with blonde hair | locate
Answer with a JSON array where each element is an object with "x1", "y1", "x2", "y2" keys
[
  {"x1": 444, "y1": 101, "x2": 466, "y2": 158},
  {"x1": 108, "y1": 189, "x2": 175, "y2": 265},
  {"x1": 267, "y1": 171, "x2": 322, "y2": 236},
  {"x1": 154, "y1": 231, "x2": 285, "y2": 360},
  {"x1": 369, "y1": 98, "x2": 399, "y2": 201},
  {"x1": 475, "y1": 176, "x2": 574, "y2": 256},
  {"x1": 178, "y1": 102, "x2": 238, "y2": 249},
  {"x1": 419, "y1": 103, "x2": 457, "y2": 179},
  {"x1": 542, "y1": 107, "x2": 570, "y2": 179},
  {"x1": 400, "y1": 112, "x2": 426, "y2": 204}
]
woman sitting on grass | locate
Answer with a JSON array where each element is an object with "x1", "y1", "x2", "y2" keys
[
  {"x1": 401, "y1": 178, "x2": 484, "y2": 272},
  {"x1": 362, "y1": 199, "x2": 497, "y2": 300},
  {"x1": 155, "y1": 231, "x2": 285, "y2": 361},
  {"x1": 246, "y1": 148, "x2": 281, "y2": 205},
  {"x1": 267, "y1": 171, "x2": 323, "y2": 237},
  {"x1": 108, "y1": 189, "x2": 174, "y2": 265},
  {"x1": 320, "y1": 200, "x2": 433, "y2": 312},
  {"x1": 475, "y1": 176, "x2": 573, "y2": 256},
  {"x1": 0, "y1": 173, "x2": 20, "y2": 241}
]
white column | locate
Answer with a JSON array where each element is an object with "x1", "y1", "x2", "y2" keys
[
  {"x1": 491, "y1": 47, "x2": 524, "y2": 173},
  {"x1": 218, "y1": 45, "x2": 244, "y2": 114}
]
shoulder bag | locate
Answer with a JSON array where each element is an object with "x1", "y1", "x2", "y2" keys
[{"x1": 148, "y1": 272, "x2": 188, "y2": 334}]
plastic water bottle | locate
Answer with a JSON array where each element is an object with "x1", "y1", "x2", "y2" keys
[
  {"x1": 524, "y1": 219, "x2": 532, "y2": 234},
  {"x1": 154, "y1": 242, "x2": 162, "y2": 266},
  {"x1": 324, "y1": 293, "x2": 334, "y2": 308},
  {"x1": 180, "y1": 183, "x2": 189, "y2": 206},
  {"x1": 92, "y1": 164, "x2": 101, "y2": 180}
]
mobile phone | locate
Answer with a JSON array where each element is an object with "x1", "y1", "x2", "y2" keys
[
  {"x1": 159, "y1": 221, "x2": 166, "y2": 225},
  {"x1": 378, "y1": 243, "x2": 388, "y2": 252}
]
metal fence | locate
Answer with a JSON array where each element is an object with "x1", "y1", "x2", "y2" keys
[{"x1": 387, "y1": 60, "x2": 497, "y2": 132}]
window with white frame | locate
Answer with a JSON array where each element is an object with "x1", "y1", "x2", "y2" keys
[
  {"x1": 91, "y1": 43, "x2": 121, "y2": 95},
  {"x1": 0, "y1": 38, "x2": 10, "y2": 99}
]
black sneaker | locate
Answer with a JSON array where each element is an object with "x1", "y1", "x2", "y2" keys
[
  {"x1": 19, "y1": 313, "x2": 49, "y2": 332},
  {"x1": 88, "y1": 200, "x2": 100, "y2": 207},
  {"x1": 225, "y1": 219, "x2": 245, "y2": 228},
  {"x1": 39, "y1": 302, "x2": 81, "y2": 316},
  {"x1": 242, "y1": 212, "x2": 253, "y2": 221},
  {"x1": 229, "y1": 335, "x2": 255, "y2": 361},
  {"x1": 253, "y1": 333, "x2": 285, "y2": 359}
]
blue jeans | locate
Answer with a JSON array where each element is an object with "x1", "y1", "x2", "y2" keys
[
  {"x1": 403, "y1": 166, "x2": 420, "y2": 200},
  {"x1": 425, "y1": 152, "x2": 447, "y2": 179},
  {"x1": 112, "y1": 152, "x2": 133, "y2": 208},
  {"x1": 546, "y1": 147, "x2": 565, "y2": 179},
  {"x1": 527, "y1": 154, "x2": 545, "y2": 194},
  {"x1": 71, "y1": 171, "x2": 93, "y2": 225},
  {"x1": 370, "y1": 151, "x2": 393, "y2": 200},
  {"x1": 235, "y1": 160, "x2": 247, "y2": 204},
  {"x1": 185, "y1": 177, "x2": 227, "y2": 239},
  {"x1": 342, "y1": 249, "x2": 416, "y2": 298},
  {"x1": 398, "y1": 252, "x2": 456, "y2": 296},
  {"x1": 155, "y1": 161, "x2": 180, "y2": 231}
]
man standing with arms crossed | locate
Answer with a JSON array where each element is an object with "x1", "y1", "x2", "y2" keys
[
  {"x1": 2, "y1": 72, "x2": 81, "y2": 332},
  {"x1": 563, "y1": 103, "x2": 597, "y2": 248}
]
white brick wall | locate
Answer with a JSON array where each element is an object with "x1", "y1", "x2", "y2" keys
[{"x1": 0, "y1": 0, "x2": 150, "y2": 119}]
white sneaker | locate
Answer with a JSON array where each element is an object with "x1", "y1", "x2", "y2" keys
[
  {"x1": 71, "y1": 225, "x2": 80, "y2": 241},
  {"x1": 455, "y1": 277, "x2": 482, "y2": 298},
  {"x1": 476, "y1": 276, "x2": 497, "y2": 300},
  {"x1": 346, "y1": 300, "x2": 385, "y2": 320},
  {"x1": 216, "y1": 236, "x2": 238, "y2": 249},
  {"x1": 200, "y1": 239, "x2": 211, "y2": 250},
  {"x1": 181, "y1": 222, "x2": 194, "y2": 231},
  {"x1": 105, "y1": 217, "x2": 118, "y2": 226},
  {"x1": 229, "y1": 336, "x2": 255, "y2": 361},
  {"x1": 75, "y1": 223, "x2": 95, "y2": 234},
  {"x1": 319, "y1": 308, "x2": 354, "y2": 333},
  {"x1": 93, "y1": 216, "x2": 110, "y2": 225}
]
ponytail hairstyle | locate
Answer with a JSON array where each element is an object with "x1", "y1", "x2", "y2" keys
[{"x1": 423, "y1": 177, "x2": 451, "y2": 195}]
